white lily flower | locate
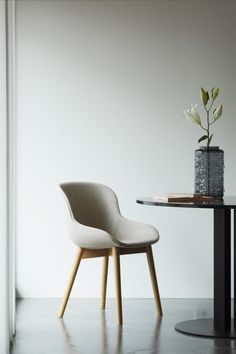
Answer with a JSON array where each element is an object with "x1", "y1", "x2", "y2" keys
[{"x1": 184, "y1": 104, "x2": 201, "y2": 126}]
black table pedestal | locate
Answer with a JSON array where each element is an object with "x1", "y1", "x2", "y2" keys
[
  {"x1": 176, "y1": 209, "x2": 234, "y2": 338},
  {"x1": 175, "y1": 319, "x2": 236, "y2": 339}
]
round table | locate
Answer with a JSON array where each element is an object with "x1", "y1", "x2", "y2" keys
[{"x1": 136, "y1": 196, "x2": 236, "y2": 338}]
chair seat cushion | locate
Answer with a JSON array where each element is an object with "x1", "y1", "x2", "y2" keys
[{"x1": 112, "y1": 217, "x2": 159, "y2": 248}]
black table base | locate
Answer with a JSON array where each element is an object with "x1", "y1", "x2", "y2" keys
[
  {"x1": 176, "y1": 209, "x2": 235, "y2": 338},
  {"x1": 175, "y1": 319, "x2": 236, "y2": 339}
]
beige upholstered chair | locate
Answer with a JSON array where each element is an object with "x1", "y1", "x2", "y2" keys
[{"x1": 57, "y1": 182, "x2": 162, "y2": 325}]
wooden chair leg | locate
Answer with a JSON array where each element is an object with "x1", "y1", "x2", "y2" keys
[
  {"x1": 146, "y1": 245, "x2": 163, "y2": 316},
  {"x1": 100, "y1": 255, "x2": 109, "y2": 309},
  {"x1": 57, "y1": 247, "x2": 84, "y2": 318},
  {"x1": 112, "y1": 247, "x2": 123, "y2": 325}
]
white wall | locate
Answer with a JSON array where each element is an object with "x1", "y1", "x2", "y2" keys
[{"x1": 16, "y1": 0, "x2": 236, "y2": 298}]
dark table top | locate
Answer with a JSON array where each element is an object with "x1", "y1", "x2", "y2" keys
[{"x1": 136, "y1": 196, "x2": 236, "y2": 209}]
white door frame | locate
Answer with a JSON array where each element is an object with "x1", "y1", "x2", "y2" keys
[
  {"x1": 6, "y1": 0, "x2": 16, "y2": 340},
  {"x1": 0, "y1": 1, "x2": 16, "y2": 353}
]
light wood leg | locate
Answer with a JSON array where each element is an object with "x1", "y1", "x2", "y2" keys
[
  {"x1": 100, "y1": 255, "x2": 109, "y2": 309},
  {"x1": 113, "y1": 247, "x2": 123, "y2": 325},
  {"x1": 146, "y1": 245, "x2": 163, "y2": 316},
  {"x1": 57, "y1": 247, "x2": 84, "y2": 318}
]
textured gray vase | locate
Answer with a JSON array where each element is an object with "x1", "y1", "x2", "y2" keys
[{"x1": 194, "y1": 146, "x2": 224, "y2": 197}]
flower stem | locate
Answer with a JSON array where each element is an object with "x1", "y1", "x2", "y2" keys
[{"x1": 207, "y1": 110, "x2": 210, "y2": 148}]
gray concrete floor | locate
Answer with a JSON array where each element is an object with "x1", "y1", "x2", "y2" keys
[{"x1": 11, "y1": 299, "x2": 236, "y2": 354}]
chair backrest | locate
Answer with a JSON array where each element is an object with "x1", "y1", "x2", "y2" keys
[{"x1": 59, "y1": 182, "x2": 121, "y2": 234}]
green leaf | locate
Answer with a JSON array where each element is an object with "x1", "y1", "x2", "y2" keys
[
  {"x1": 213, "y1": 104, "x2": 223, "y2": 121},
  {"x1": 198, "y1": 135, "x2": 208, "y2": 143},
  {"x1": 211, "y1": 87, "x2": 219, "y2": 100},
  {"x1": 200, "y1": 88, "x2": 209, "y2": 106},
  {"x1": 208, "y1": 133, "x2": 213, "y2": 146}
]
